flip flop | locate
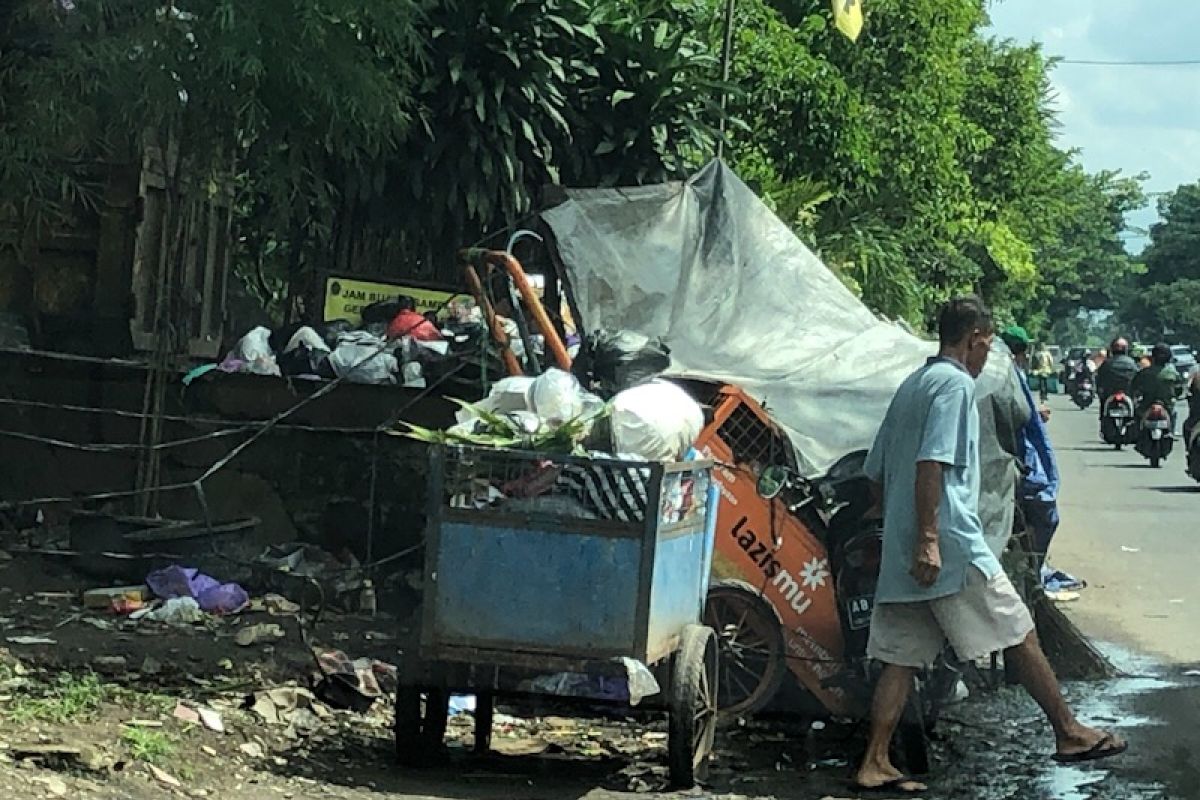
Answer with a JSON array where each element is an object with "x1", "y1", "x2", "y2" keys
[
  {"x1": 1053, "y1": 734, "x2": 1128, "y2": 764},
  {"x1": 849, "y1": 777, "x2": 929, "y2": 794}
]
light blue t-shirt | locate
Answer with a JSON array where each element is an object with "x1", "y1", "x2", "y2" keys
[{"x1": 864, "y1": 357, "x2": 1003, "y2": 603}]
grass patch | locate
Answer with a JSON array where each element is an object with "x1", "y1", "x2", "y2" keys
[
  {"x1": 121, "y1": 727, "x2": 177, "y2": 764},
  {"x1": 6, "y1": 672, "x2": 106, "y2": 724}
]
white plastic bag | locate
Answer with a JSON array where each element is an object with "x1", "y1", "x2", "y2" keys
[
  {"x1": 328, "y1": 331, "x2": 397, "y2": 385},
  {"x1": 231, "y1": 326, "x2": 281, "y2": 376},
  {"x1": 401, "y1": 362, "x2": 426, "y2": 388},
  {"x1": 611, "y1": 380, "x2": 703, "y2": 462},
  {"x1": 457, "y1": 377, "x2": 536, "y2": 425},
  {"x1": 283, "y1": 326, "x2": 330, "y2": 355},
  {"x1": 530, "y1": 368, "x2": 585, "y2": 427}
]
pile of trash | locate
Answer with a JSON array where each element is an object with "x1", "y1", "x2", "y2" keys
[
  {"x1": 401, "y1": 328, "x2": 702, "y2": 464},
  {"x1": 209, "y1": 294, "x2": 503, "y2": 387}
]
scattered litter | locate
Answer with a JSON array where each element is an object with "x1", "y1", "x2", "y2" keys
[
  {"x1": 146, "y1": 565, "x2": 249, "y2": 614},
  {"x1": 239, "y1": 742, "x2": 265, "y2": 759},
  {"x1": 125, "y1": 719, "x2": 164, "y2": 728},
  {"x1": 83, "y1": 585, "x2": 151, "y2": 611},
  {"x1": 263, "y1": 593, "x2": 300, "y2": 615},
  {"x1": 80, "y1": 617, "x2": 116, "y2": 631},
  {"x1": 33, "y1": 592, "x2": 75, "y2": 602},
  {"x1": 146, "y1": 597, "x2": 205, "y2": 626},
  {"x1": 173, "y1": 703, "x2": 201, "y2": 726},
  {"x1": 1120, "y1": 546, "x2": 1140, "y2": 553},
  {"x1": 235, "y1": 623, "x2": 285, "y2": 647},
  {"x1": 140, "y1": 656, "x2": 163, "y2": 676},
  {"x1": 33, "y1": 775, "x2": 68, "y2": 796},
  {"x1": 249, "y1": 687, "x2": 328, "y2": 732},
  {"x1": 201, "y1": 745, "x2": 218, "y2": 757},
  {"x1": 6, "y1": 636, "x2": 56, "y2": 646},
  {"x1": 197, "y1": 706, "x2": 224, "y2": 733},
  {"x1": 1170, "y1": 599, "x2": 1185, "y2": 605},
  {"x1": 811, "y1": 720, "x2": 827, "y2": 730},
  {"x1": 1046, "y1": 590, "x2": 1081, "y2": 603},
  {"x1": 494, "y1": 738, "x2": 550, "y2": 756},
  {"x1": 1183, "y1": 670, "x2": 1200, "y2": 677},
  {"x1": 148, "y1": 764, "x2": 182, "y2": 788},
  {"x1": 313, "y1": 650, "x2": 398, "y2": 712}
]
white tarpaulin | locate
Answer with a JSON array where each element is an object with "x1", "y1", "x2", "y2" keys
[{"x1": 543, "y1": 160, "x2": 1027, "y2": 554}]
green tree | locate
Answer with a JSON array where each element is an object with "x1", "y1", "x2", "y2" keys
[{"x1": 1121, "y1": 182, "x2": 1200, "y2": 343}]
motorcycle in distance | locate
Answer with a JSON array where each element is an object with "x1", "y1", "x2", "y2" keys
[
  {"x1": 1100, "y1": 391, "x2": 1136, "y2": 450},
  {"x1": 1135, "y1": 401, "x2": 1174, "y2": 468},
  {"x1": 1071, "y1": 369, "x2": 1095, "y2": 409},
  {"x1": 1187, "y1": 424, "x2": 1200, "y2": 482}
]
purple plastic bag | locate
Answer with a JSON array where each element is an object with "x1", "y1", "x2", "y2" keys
[{"x1": 146, "y1": 565, "x2": 248, "y2": 614}]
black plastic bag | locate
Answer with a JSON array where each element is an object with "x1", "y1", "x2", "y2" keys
[
  {"x1": 586, "y1": 329, "x2": 671, "y2": 396},
  {"x1": 360, "y1": 299, "x2": 402, "y2": 326}
]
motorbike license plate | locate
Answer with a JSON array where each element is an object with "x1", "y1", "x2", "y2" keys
[
  {"x1": 846, "y1": 595, "x2": 874, "y2": 631},
  {"x1": 1149, "y1": 420, "x2": 1171, "y2": 429},
  {"x1": 1151, "y1": 429, "x2": 1163, "y2": 440},
  {"x1": 1109, "y1": 409, "x2": 1130, "y2": 417}
]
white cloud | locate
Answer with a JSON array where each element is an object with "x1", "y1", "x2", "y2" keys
[{"x1": 986, "y1": 0, "x2": 1200, "y2": 249}]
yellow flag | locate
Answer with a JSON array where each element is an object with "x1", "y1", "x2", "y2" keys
[{"x1": 832, "y1": 0, "x2": 864, "y2": 42}]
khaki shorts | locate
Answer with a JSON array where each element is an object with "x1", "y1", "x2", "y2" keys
[{"x1": 867, "y1": 567, "x2": 1035, "y2": 668}]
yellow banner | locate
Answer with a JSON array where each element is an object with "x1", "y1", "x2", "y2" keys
[
  {"x1": 832, "y1": 0, "x2": 863, "y2": 42},
  {"x1": 323, "y1": 276, "x2": 463, "y2": 325}
]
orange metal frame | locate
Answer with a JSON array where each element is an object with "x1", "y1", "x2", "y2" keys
[
  {"x1": 459, "y1": 248, "x2": 572, "y2": 376},
  {"x1": 694, "y1": 385, "x2": 853, "y2": 715}
]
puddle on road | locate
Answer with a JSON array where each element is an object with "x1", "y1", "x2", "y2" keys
[{"x1": 1042, "y1": 765, "x2": 1109, "y2": 800}]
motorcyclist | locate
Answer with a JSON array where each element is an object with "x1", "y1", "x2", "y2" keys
[
  {"x1": 1185, "y1": 369, "x2": 1200, "y2": 445},
  {"x1": 1095, "y1": 338, "x2": 1138, "y2": 420},
  {"x1": 1130, "y1": 343, "x2": 1182, "y2": 426}
]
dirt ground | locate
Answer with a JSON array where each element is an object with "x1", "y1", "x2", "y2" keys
[{"x1": 0, "y1": 551, "x2": 1192, "y2": 800}]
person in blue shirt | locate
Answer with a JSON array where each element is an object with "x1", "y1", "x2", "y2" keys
[
  {"x1": 852, "y1": 297, "x2": 1125, "y2": 794},
  {"x1": 1000, "y1": 326, "x2": 1060, "y2": 570}
]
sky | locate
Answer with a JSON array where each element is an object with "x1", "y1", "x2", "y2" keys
[{"x1": 985, "y1": 0, "x2": 1200, "y2": 252}]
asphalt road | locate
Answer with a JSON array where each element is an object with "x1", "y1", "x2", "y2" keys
[{"x1": 1043, "y1": 393, "x2": 1200, "y2": 667}]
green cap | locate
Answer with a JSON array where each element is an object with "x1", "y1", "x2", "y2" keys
[{"x1": 1001, "y1": 325, "x2": 1031, "y2": 348}]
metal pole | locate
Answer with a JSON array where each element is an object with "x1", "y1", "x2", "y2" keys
[{"x1": 716, "y1": 0, "x2": 737, "y2": 161}]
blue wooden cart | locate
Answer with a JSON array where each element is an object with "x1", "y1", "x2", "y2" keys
[{"x1": 396, "y1": 445, "x2": 720, "y2": 787}]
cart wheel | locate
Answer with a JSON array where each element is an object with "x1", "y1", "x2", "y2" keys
[
  {"x1": 395, "y1": 687, "x2": 450, "y2": 766},
  {"x1": 703, "y1": 580, "x2": 786, "y2": 721},
  {"x1": 668, "y1": 624, "x2": 719, "y2": 789}
]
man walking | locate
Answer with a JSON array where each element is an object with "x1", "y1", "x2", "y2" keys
[{"x1": 852, "y1": 297, "x2": 1125, "y2": 794}]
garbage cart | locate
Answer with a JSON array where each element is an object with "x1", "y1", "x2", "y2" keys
[{"x1": 396, "y1": 445, "x2": 720, "y2": 787}]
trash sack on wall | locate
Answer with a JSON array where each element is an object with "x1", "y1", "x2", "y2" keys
[
  {"x1": 589, "y1": 330, "x2": 671, "y2": 396},
  {"x1": 317, "y1": 320, "x2": 355, "y2": 350},
  {"x1": 611, "y1": 380, "x2": 703, "y2": 462},
  {"x1": 327, "y1": 331, "x2": 398, "y2": 385},
  {"x1": 226, "y1": 326, "x2": 281, "y2": 376}
]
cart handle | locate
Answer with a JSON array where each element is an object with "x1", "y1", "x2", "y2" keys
[
  {"x1": 463, "y1": 263, "x2": 524, "y2": 377},
  {"x1": 459, "y1": 248, "x2": 573, "y2": 373}
]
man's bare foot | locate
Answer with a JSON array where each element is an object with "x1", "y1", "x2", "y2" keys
[
  {"x1": 1055, "y1": 726, "x2": 1128, "y2": 763},
  {"x1": 853, "y1": 761, "x2": 928, "y2": 793}
]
